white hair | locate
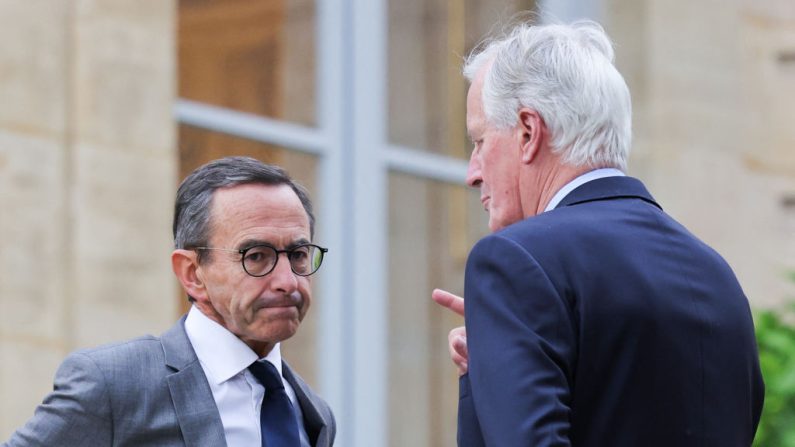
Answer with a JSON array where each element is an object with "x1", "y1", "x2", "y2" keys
[{"x1": 463, "y1": 20, "x2": 632, "y2": 170}]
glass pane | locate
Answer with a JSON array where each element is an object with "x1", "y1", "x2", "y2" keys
[
  {"x1": 178, "y1": 124, "x2": 321, "y2": 388},
  {"x1": 387, "y1": 172, "x2": 489, "y2": 447},
  {"x1": 178, "y1": 0, "x2": 316, "y2": 126},
  {"x1": 388, "y1": 0, "x2": 537, "y2": 157}
]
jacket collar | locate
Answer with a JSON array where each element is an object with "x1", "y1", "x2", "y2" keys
[
  {"x1": 555, "y1": 176, "x2": 662, "y2": 210},
  {"x1": 161, "y1": 316, "x2": 228, "y2": 447},
  {"x1": 162, "y1": 316, "x2": 333, "y2": 447},
  {"x1": 283, "y1": 362, "x2": 331, "y2": 446}
]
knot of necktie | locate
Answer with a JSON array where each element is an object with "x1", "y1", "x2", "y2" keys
[{"x1": 248, "y1": 360, "x2": 285, "y2": 392}]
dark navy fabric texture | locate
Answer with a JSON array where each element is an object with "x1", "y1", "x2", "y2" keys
[{"x1": 458, "y1": 176, "x2": 764, "y2": 447}]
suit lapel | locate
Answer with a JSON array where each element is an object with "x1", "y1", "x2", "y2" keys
[
  {"x1": 556, "y1": 176, "x2": 662, "y2": 210},
  {"x1": 282, "y1": 362, "x2": 330, "y2": 447},
  {"x1": 161, "y1": 317, "x2": 227, "y2": 447}
]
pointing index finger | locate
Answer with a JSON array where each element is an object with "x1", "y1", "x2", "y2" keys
[{"x1": 431, "y1": 288, "x2": 465, "y2": 316}]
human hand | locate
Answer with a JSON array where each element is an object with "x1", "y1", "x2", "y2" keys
[{"x1": 432, "y1": 288, "x2": 468, "y2": 375}]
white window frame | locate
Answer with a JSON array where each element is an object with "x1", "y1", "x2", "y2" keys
[
  {"x1": 175, "y1": 1, "x2": 467, "y2": 445},
  {"x1": 176, "y1": 1, "x2": 600, "y2": 445}
]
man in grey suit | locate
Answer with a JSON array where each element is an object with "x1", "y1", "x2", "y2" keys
[{"x1": 4, "y1": 156, "x2": 336, "y2": 447}]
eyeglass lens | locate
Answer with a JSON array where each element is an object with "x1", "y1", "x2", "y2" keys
[{"x1": 242, "y1": 245, "x2": 324, "y2": 277}]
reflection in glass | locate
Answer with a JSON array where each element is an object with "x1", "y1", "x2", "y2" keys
[
  {"x1": 388, "y1": 0, "x2": 537, "y2": 157},
  {"x1": 179, "y1": 0, "x2": 316, "y2": 126},
  {"x1": 388, "y1": 172, "x2": 489, "y2": 447}
]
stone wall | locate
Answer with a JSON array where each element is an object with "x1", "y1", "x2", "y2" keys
[
  {"x1": 0, "y1": 0, "x2": 176, "y2": 437},
  {"x1": 608, "y1": 0, "x2": 795, "y2": 308},
  {"x1": 1, "y1": 0, "x2": 794, "y2": 441}
]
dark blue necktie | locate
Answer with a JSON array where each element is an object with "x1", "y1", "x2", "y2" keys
[{"x1": 248, "y1": 360, "x2": 301, "y2": 447}]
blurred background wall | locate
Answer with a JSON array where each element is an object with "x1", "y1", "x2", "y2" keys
[
  {"x1": 0, "y1": 0, "x2": 177, "y2": 439},
  {"x1": 1, "y1": 0, "x2": 794, "y2": 445}
]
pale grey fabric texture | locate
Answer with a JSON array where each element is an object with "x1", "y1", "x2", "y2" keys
[{"x1": 3, "y1": 316, "x2": 335, "y2": 447}]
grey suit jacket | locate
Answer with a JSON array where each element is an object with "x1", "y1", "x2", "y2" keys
[{"x1": 4, "y1": 316, "x2": 335, "y2": 447}]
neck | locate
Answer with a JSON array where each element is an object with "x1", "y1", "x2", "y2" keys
[
  {"x1": 244, "y1": 340, "x2": 276, "y2": 359},
  {"x1": 194, "y1": 302, "x2": 276, "y2": 358},
  {"x1": 520, "y1": 155, "x2": 592, "y2": 217}
]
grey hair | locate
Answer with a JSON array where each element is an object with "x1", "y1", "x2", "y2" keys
[
  {"x1": 463, "y1": 19, "x2": 631, "y2": 170},
  {"x1": 173, "y1": 156, "x2": 315, "y2": 260}
]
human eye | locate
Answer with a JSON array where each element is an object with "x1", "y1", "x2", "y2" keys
[
  {"x1": 287, "y1": 245, "x2": 312, "y2": 273},
  {"x1": 244, "y1": 246, "x2": 274, "y2": 264},
  {"x1": 289, "y1": 246, "x2": 310, "y2": 262}
]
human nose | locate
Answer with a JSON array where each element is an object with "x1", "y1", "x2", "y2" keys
[
  {"x1": 269, "y1": 252, "x2": 298, "y2": 293},
  {"x1": 466, "y1": 151, "x2": 483, "y2": 188}
]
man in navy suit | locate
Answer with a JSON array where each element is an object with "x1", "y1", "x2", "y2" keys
[{"x1": 433, "y1": 20, "x2": 764, "y2": 446}]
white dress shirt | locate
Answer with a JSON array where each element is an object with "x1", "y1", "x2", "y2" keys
[
  {"x1": 543, "y1": 168, "x2": 626, "y2": 212},
  {"x1": 185, "y1": 306, "x2": 311, "y2": 447}
]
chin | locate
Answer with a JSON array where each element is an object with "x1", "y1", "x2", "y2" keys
[{"x1": 267, "y1": 322, "x2": 300, "y2": 342}]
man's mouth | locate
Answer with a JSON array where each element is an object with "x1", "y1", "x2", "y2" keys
[
  {"x1": 481, "y1": 196, "x2": 490, "y2": 211},
  {"x1": 254, "y1": 303, "x2": 300, "y2": 319},
  {"x1": 253, "y1": 294, "x2": 302, "y2": 312}
]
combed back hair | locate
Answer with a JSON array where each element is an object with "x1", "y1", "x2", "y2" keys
[
  {"x1": 173, "y1": 156, "x2": 315, "y2": 262},
  {"x1": 463, "y1": 19, "x2": 632, "y2": 170}
]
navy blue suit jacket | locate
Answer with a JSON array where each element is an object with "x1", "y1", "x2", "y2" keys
[{"x1": 458, "y1": 176, "x2": 764, "y2": 446}]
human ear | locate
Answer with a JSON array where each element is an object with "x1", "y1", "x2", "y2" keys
[
  {"x1": 517, "y1": 108, "x2": 543, "y2": 164},
  {"x1": 171, "y1": 249, "x2": 208, "y2": 301}
]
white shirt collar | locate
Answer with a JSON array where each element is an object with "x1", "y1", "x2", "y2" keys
[
  {"x1": 185, "y1": 305, "x2": 283, "y2": 385},
  {"x1": 543, "y1": 168, "x2": 626, "y2": 212}
]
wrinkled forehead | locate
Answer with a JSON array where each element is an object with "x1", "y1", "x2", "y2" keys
[{"x1": 208, "y1": 184, "x2": 310, "y2": 243}]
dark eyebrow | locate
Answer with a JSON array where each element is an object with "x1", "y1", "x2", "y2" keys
[
  {"x1": 236, "y1": 238, "x2": 311, "y2": 251},
  {"x1": 236, "y1": 239, "x2": 272, "y2": 251},
  {"x1": 286, "y1": 238, "x2": 312, "y2": 249}
]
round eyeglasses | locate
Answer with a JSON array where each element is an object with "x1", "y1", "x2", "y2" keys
[{"x1": 195, "y1": 244, "x2": 328, "y2": 277}]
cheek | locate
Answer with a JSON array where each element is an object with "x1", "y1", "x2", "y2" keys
[
  {"x1": 298, "y1": 281, "x2": 312, "y2": 315},
  {"x1": 214, "y1": 279, "x2": 261, "y2": 317},
  {"x1": 203, "y1": 272, "x2": 231, "y2": 307},
  {"x1": 480, "y1": 145, "x2": 505, "y2": 180}
]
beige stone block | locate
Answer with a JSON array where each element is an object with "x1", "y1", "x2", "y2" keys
[
  {"x1": 738, "y1": 13, "x2": 795, "y2": 175},
  {"x1": 73, "y1": 0, "x2": 175, "y2": 153},
  {"x1": 606, "y1": 0, "x2": 649, "y2": 105},
  {"x1": 610, "y1": 0, "x2": 795, "y2": 311},
  {"x1": 646, "y1": 148, "x2": 795, "y2": 308},
  {"x1": 645, "y1": 1, "x2": 749, "y2": 154},
  {"x1": 0, "y1": 0, "x2": 68, "y2": 135},
  {"x1": 71, "y1": 144, "x2": 177, "y2": 346},
  {"x1": 648, "y1": 0, "x2": 742, "y2": 72},
  {"x1": 72, "y1": 144, "x2": 175, "y2": 263},
  {"x1": 742, "y1": 0, "x2": 795, "y2": 20},
  {"x1": 0, "y1": 338, "x2": 65, "y2": 440},
  {"x1": 71, "y1": 252, "x2": 179, "y2": 347},
  {"x1": 0, "y1": 130, "x2": 69, "y2": 341}
]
